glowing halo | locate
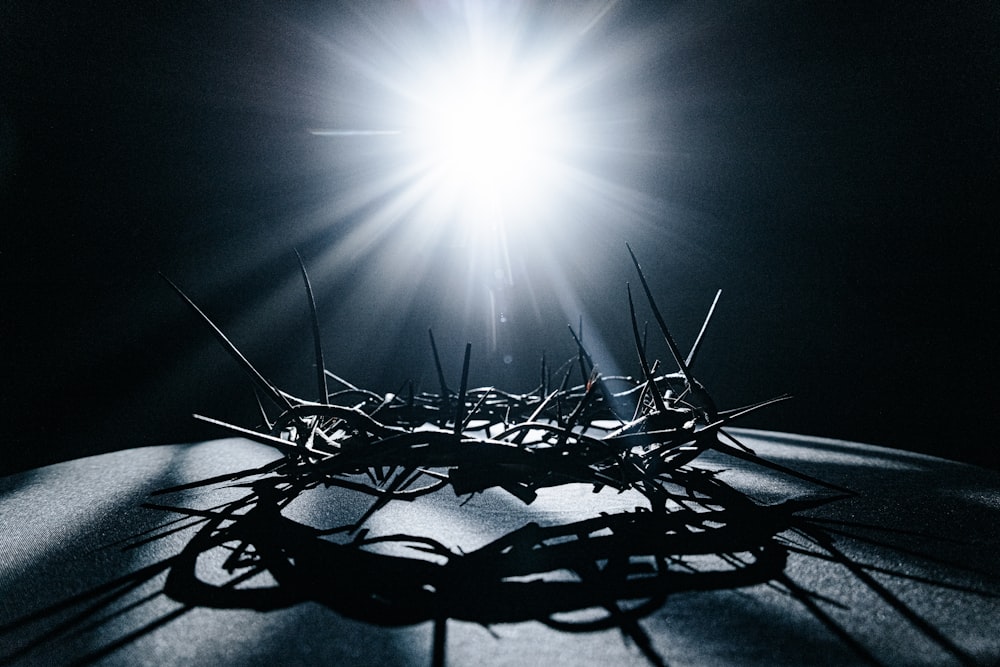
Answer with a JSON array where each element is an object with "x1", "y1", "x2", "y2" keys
[
  {"x1": 309, "y1": 2, "x2": 642, "y2": 254},
  {"x1": 306, "y1": 1, "x2": 666, "y2": 374}
]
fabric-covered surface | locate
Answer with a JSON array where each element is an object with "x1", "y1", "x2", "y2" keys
[{"x1": 1, "y1": 429, "x2": 998, "y2": 666}]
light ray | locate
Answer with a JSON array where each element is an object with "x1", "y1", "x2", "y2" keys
[{"x1": 302, "y1": 1, "x2": 677, "y2": 373}]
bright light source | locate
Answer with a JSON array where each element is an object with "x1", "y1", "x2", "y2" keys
[
  {"x1": 412, "y1": 58, "x2": 569, "y2": 222},
  {"x1": 403, "y1": 47, "x2": 574, "y2": 237},
  {"x1": 309, "y1": 1, "x2": 662, "y2": 367},
  {"x1": 311, "y1": 1, "x2": 658, "y2": 290}
]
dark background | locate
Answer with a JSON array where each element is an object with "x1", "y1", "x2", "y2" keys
[{"x1": 2, "y1": 1, "x2": 997, "y2": 475}]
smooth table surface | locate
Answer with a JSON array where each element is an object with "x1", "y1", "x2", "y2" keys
[{"x1": 1, "y1": 429, "x2": 998, "y2": 666}]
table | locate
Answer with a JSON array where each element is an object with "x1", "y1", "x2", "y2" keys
[{"x1": 2, "y1": 429, "x2": 998, "y2": 666}]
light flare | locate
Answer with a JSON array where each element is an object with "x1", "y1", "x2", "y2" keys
[{"x1": 304, "y1": 1, "x2": 668, "y2": 374}]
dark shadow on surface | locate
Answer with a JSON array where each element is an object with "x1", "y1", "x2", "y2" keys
[
  {"x1": 148, "y1": 476, "x2": 797, "y2": 667},
  {"x1": 6, "y1": 456, "x2": 997, "y2": 667}
]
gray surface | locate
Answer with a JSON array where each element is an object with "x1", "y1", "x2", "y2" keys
[{"x1": 1, "y1": 430, "x2": 998, "y2": 666}]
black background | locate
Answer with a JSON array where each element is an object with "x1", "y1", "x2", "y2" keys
[{"x1": 2, "y1": 1, "x2": 997, "y2": 475}]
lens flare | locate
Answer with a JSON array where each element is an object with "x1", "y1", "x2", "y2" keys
[
  {"x1": 311, "y1": 2, "x2": 638, "y2": 255},
  {"x1": 306, "y1": 1, "x2": 669, "y2": 376}
]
